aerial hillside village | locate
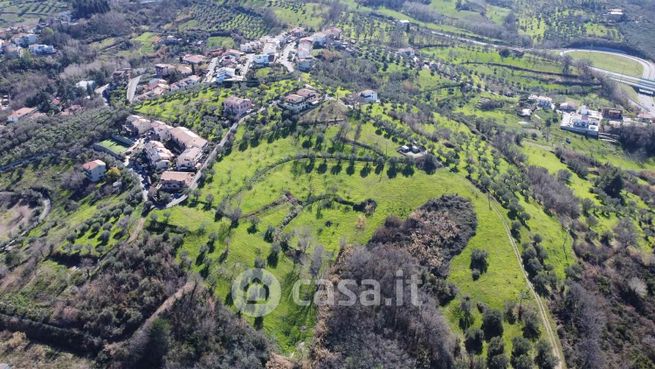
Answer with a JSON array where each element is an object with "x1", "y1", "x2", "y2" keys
[{"x1": 4, "y1": 1, "x2": 655, "y2": 369}]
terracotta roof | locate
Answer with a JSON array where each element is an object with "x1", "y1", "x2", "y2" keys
[
  {"x1": 169, "y1": 126, "x2": 207, "y2": 149},
  {"x1": 9, "y1": 107, "x2": 37, "y2": 119},
  {"x1": 82, "y1": 159, "x2": 106, "y2": 171},
  {"x1": 161, "y1": 171, "x2": 195, "y2": 184}
]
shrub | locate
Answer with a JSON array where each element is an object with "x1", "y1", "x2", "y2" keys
[{"x1": 482, "y1": 308, "x2": 504, "y2": 340}]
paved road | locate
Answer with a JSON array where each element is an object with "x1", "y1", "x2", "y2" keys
[
  {"x1": 166, "y1": 119, "x2": 242, "y2": 208},
  {"x1": 280, "y1": 43, "x2": 296, "y2": 73},
  {"x1": 126, "y1": 75, "x2": 142, "y2": 103},
  {"x1": 422, "y1": 20, "x2": 655, "y2": 114},
  {"x1": 561, "y1": 49, "x2": 655, "y2": 113}
]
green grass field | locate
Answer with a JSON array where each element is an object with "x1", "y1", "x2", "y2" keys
[
  {"x1": 152, "y1": 111, "x2": 553, "y2": 354},
  {"x1": 567, "y1": 50, "x2": 644, "y2": 78}
]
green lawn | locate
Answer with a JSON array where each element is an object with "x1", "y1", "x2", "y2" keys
[
  {"x1": 155, "y1": 115, "x2": 548, "y2": 355},
  {"x1": 98, "y1": 139, "x2": 129, "y2": 156},
  {"x1": 567, "y1": 50, "x2": 644, "y2": 78}
]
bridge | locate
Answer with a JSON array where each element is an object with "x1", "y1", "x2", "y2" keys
[{"x1": 592, "y1": 68, "x2": 655, "y2": 94}]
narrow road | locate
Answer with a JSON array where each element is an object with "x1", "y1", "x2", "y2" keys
[
  {"x1": 104, "y1": 280, "x2": 197, "y2": 359},
  {"x1": 280, "y1": 43, "x2": 296, "y2": 73},
  {"x1": 166, "y1": 119, "x2": 242, "y2": 208},
  {"x1": 489, "y1": 199, "x2": 565, "y2": 369},
  {"x1": 126, "y1": 75, "x2": 142, "y2": 103},
  {"x1": 2, "y1": 191, "x2": 51, "y2": 251}
]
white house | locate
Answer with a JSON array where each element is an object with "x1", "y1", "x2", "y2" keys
[
  {"x1": 359, "y1": 90, "x2": 379, "y2": 103},
  {"x1": 176, "y1": 147, "x2": 203, "y2": 171},
  {"x1": 213, "y1": 67, "x2": 236, "y2": 84},
  {"x1": 144, "y1": 141, "x2": 174, "y2": 171},
  {"x1": 82, "y1": 160, "x2": 107, "y2": 182},
  {"x1": 28, "y1": 44, "x2": 56, "y2": 55},
  {"x1": 254, "y1": 54, "x2": 272, "y2": 66}
]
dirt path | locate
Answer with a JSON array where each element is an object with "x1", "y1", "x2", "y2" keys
[
  {"x1": 489, "y1": 200, "x2": 565, "y2": 369},
  {"x1": 105, "y1": 280, "x2": 196, "y2": 358},
  {"x1": 127, "y1": 217, "x2": 146, "y2": 244}
]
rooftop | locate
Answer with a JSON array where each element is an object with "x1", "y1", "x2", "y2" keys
[
  {"x1": 161, "y1": 170, "x2": 195, "y2": 184},
  {"x1": 170, "y1": 126, "x2": 208, "y2": 149},
  {"x1": 82, "y1": 159, "x2": 106, "y2": 171}
]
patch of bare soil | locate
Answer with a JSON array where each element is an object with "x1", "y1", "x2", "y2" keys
[{"x1": 0, "y1": 192, "x2": 37, "y2": 243}]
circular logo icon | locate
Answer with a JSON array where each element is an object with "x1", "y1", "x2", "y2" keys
[{"x1": 232, "y1": 268, "x2": 281, "y2": 317}]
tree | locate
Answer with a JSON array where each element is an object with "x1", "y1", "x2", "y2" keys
[
  {"x1": 139, "y1": 318, "x2": 171, "y2": 369},
  {"x1": 465, "y1": 327, "x2": 484, "y2": 354},
  {"x1": 535, "y1": 340, "x2": 558, "y2": 369},
  {"x1": 482, "y1": 309, "x2": 504, "y2": 340},
  {"x1": 614, "y1": 218, "x2": 637, "y2": 247},
  {"x1": 459, "y1": 297, "x2": 474, "y2": 330},
  {"x1": 596, "y1": 167, "x2": 623, "y2": 199},
  {"x1": 511, "y1": 336, "x2": 532, "y2": 369},
  {"x1": 470, "y1": 249, "x2": 489, "y2": 275},
  {"x1": 489, "y1": 354, "x2": 509, "y2": 369}
]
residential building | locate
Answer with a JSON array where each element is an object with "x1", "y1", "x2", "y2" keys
[
  {"x1": 151, "y1": 120, "x2": 172, "y2": 141},
  {"x1": 280, "y1": 88, "x2": 321, "y2": 112},
  {"x1": 170, "y1": 75, "x2": 201, "y2": 91},
  {"x1": 7, "y1": 107, "x2": 37, "y2": 123},
  {"x1": 359, "y1": 90, "x2": 379, "y2": 103},
  {"x1": 223, "y1": 96, "x2": 252, "y2": 118},
  {"x1": 170, "y1": 126, "x2": 208, "y2": 150},
  {"x1": 518, "y1": 108, "x2": 532, "y2": 117},
  {"x1": 82, "y1": 160, "x2": 107, "y2": 182},
  {"x1": 297, "y1": 57, "x2": 315, "y2": 72},
  {"x1": 4, "y1": 44, "x2": 24, "y2": 58},
  {"x1": 559, "y1": 102, "x2": 577, "y2": 112},
  {"x1": 155, "y1": 63, "x2": 176, "y2": 77},
  {"x1": 602, "y1": 107, "x2": 623, "y2": 120},
  {"x1": 125, "y1": 115, "x2": 152, "y2": 136},
  {"x1": 12, "y1": 33, "x2": 37, "y2": 47},
  {"x1": 160, "y1": 171, "x2": 195, "y2": 192},
  {"x1": 240, "y1": 40, "x2": 261, "y2": 53},
  {"x1": 112, "y1": 68, "x2": 132, "y2": 84},
  {"x1": 144, "y1": 141, "x2": 174, "y2": 171},
  {"x1": 76, "y1": 80, "x2": 96, "y2": 91},
  {"x1": 312, "y1": 32, "x2": 328, "y2": 47},
  {"x1": 607, "y1": 8, "x2": 625, "y2": 22},
  {"x1": 28, "y1": 44, "x2": 56, "y2": 55},
  {"x1": 290, "y1": 27, "x2": 306, "y2": 38},
  {"x1": 213, "y1": 67, "x2": 236, "y2": 84},
  {"x1": 397, "y1": 47, "x2": 416, "y2": 58},
  {"x1": 182, "y1": 54, "x2": 206, "y2": 65},
  {"x1": 254, "y1": 54, "x2": 273, "y2": 66},
  {"x1": 528, "y1": 94, "x2": 553, "y2": 109},
  {"x1": 176, "y1": 147, "x2": 203, "y2": 171}
]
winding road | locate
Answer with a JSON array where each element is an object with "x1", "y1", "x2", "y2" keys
[
  {"x1": 423, "y1": 21, "x2": 655, "y2": 114},
  {"x1": 560, "y1": 49, "x2": 655, "y2": 114}
]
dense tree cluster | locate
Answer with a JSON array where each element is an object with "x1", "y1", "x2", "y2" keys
[
  {"x1": 526, "y1": 165, "x2": 580, "y2": 219},
  {"x1": 371, "y1": 195, "x2": 478, "y2": 276},
  {"x1": 0, "y1": 108, "x2": 126, "y2": 166},
  {"x1": 312, "y1": 196, "x2": 479, "y2": 368},
  {"x1": 52, "y1": 232, "x2": 186, "y2": 341},
  {"x1": 69, "y1": 0, "x2": 110, "y2": 18},
  {"x1": 313, "y1": 243, "x2": 457, "y2": 368},
  {"x1": 113, "y1": 286, "x2": 270, "y2": 369}
]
